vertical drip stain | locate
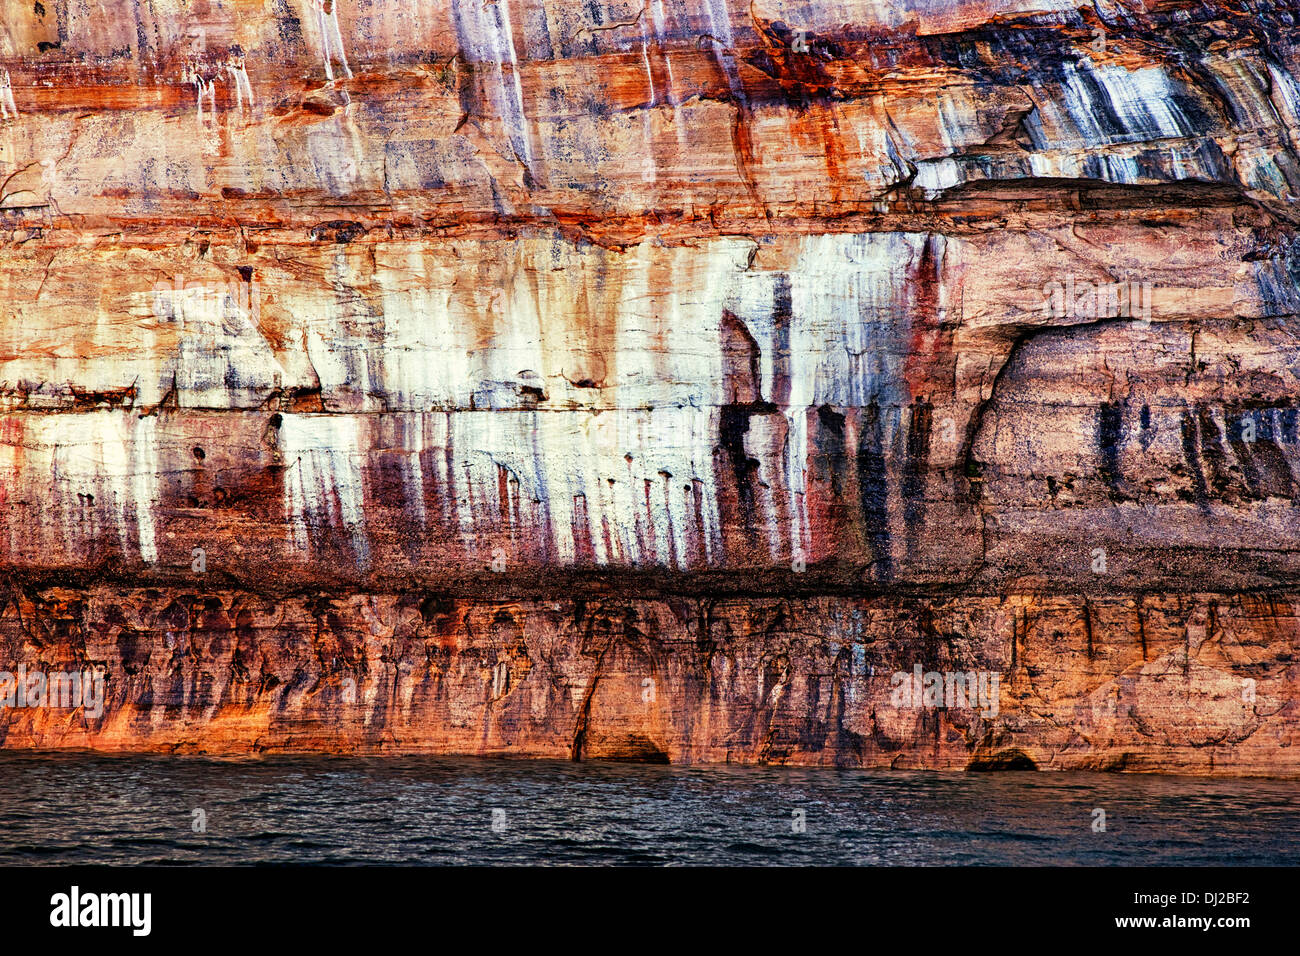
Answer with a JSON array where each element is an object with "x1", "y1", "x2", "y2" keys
[
  {"x1": 857, "y1": 401, "x2": 892, "y2": 582},
  {"x1": 901, "y1": 398, "x2": 931, "y2": 553}
]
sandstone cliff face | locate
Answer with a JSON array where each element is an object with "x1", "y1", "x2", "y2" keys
[
  {"x1": 0, "y1": 0, "x2": 1298, "y2": 772},
  {"x1": 1, "y1": 588, "x2": 1293, "y2": 774}
]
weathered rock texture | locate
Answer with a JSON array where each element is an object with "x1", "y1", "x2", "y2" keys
[
  {"x1": 0, "y1": 588, "x2": 1293, "y2": 774},
  {"x1": 0, "y1": 0, "x2": 1298, "y2": 773}
]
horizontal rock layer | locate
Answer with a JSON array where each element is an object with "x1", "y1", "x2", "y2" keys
[{"x1": 0, "y1": 585, "x2": 1294, "y2": 775}]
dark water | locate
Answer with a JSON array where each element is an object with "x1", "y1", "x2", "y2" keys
[{"x1": 1, "y1": 753, "x2": 1296, "y2": 865}]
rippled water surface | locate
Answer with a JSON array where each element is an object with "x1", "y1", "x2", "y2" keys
[{"x1": 1, "y1": 754, "x2": 1296, "y2": 865}]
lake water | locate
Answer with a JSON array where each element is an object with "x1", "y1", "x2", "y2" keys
[{"x1": 1, "y1": 753, "x2": 1296, "y2": 865}]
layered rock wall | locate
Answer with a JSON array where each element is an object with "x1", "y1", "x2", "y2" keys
[
  {"x1": 1, "y1": 0, "x2": 1298, "y2": 771},
  {"x1": 0, "y1": 587, "x2": 1293, "y2": 775}
]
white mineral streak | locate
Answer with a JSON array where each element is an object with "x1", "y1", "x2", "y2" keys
[
  {"x1": 1027, "y1": 60, "x2": 1190, "y2": 152},
  {"x1": 700, "y1": 0, "x2": 744, "y2": 100},
  {"x1": 1266, "y1": 60, "x2": 1300, "y2": 163},
  {"x1": 915, "y1": 158, "x2": 963, "y2": 195},
  {"x1": 790, "y1": 233, "x2": 919, "y2": 408},
  {"x1": 264, "y1": 233, "x2": 931, "y2": 567},
  {"x1": 0, "y1": 412, "x2": 158, "y2": 563},
  {"x1": 131, "y1": 415, "x2": 160, "y2": 563},
  {"x1": 1269, "y1": 60, "x2": 1300, "y2": 125},
  {"x1": 375, "y1": 246, "x2": 474, "y2": 409},
  {"x1": 414, "y1": 407, "x2": 726, "y2": 568},
  {"x1": 648, "y1": 0, "x2": 689, "y2": 148},
  {"x1": 1197, "y1": 54, "x2": 1300, "y2": 199},
  {"x1": 373, "y1": 237, "x2": 751, "y2": 410},
  {"x1": 0, "y1": 68, "x2": 16, "y2": 121},
  {"x1": 752, "y1": 0, "x2": 1078, "y2": 33},
  {"x1": 161, "y1": 282, "x2": 283, "y2": 408},
  {"x1": 280, "y1": 413, "x2": 370, "y2": 567},
  {"x1": 933, "y1": 87, "x2": 984, "y2": 152},
  {"x1": 786, "y1": 407, "x2": 811, "y2": 567},
  {"x1": 452, "y1": 0, "x2": 534, "y2": 170}
]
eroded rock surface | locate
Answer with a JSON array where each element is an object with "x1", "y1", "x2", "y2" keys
[
  {"x1": 0, "y1": 0, "x2": 1298, "y2": 772},
  {"x1": 0, "y1": 587, "x2": 1293, "y2": 775}
]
